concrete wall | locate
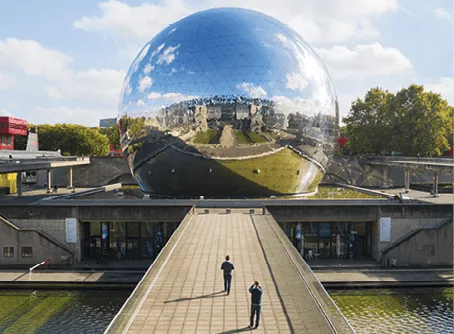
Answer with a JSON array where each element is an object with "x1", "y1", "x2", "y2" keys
[
  {"x1": 36, "y1": 157, "x2": 133, "y2": 188},
  {"x1": 384, "y1": 219, "x2": 453, "y2": 266},
  {"x1": 323, "y1": 156, "x2": 451, "y2": 187},
  {"x1": 12, "y1": 219, "x2": 81, "y2": 263},
  {"x1": 371, "y1": 217, "x2": 448, "y2": 261},
  {"x1": 0, "y1": 221, "x2": 75, "y2": 266},
  {"x1": 32, "y1": 155, "x2": 451, "y2": 189}
]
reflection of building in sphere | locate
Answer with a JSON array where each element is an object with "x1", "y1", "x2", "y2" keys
[{"x1": 118, "y1": 7, "x2": 339, "y2": 197}]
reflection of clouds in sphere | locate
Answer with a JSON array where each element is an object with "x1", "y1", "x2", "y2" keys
[{"x1": 118, "y1": 7, "x2": 339, "y2": 197}]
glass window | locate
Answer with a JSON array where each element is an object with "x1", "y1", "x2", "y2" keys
[
  {"x1": 21, "y1": 247, "x2": 33, "y2": 258},
  {"x1": 332, "y1": 222, "x2": 345, "y2": 236},
  {"x1": 319, "y1": 223, "x2": 331, "y2": 237},
  {"x1": 127, "y1": 222, "x2": 139, "y2": 237},
  {"x1": 355, "y1": 223, "x2": 367, "y2": 236},
  {"x1": 303, "y1": 222, "x2": 317, "y2": 236},
  {"x1": 3, "y1": 246, "x2": 14, "y2": 258},
  {"x1": 89, "y1": 222, "x2": 101, "y2": 236},
  {"x1": 140, "y1": 222, "x2": 154, "y2": 237}
]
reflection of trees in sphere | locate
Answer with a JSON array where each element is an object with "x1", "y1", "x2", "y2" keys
[{"x1": 118, "y1": 7, "x2": 339, "y2": 197}]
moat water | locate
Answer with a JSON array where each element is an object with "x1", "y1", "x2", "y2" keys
[
  {"x1": 331, "y1": 288, "x2": 453, "y2": 334},
  {"x1": 0, "y1": 289, "x2": 131, "y2": 334},
  {"x1": 0, "y1": 288, "x2": 451, "y2": 333}
]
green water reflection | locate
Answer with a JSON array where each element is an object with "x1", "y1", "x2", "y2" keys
[
  {"x1": 331, "y1": 288, "x2": 453, "y2": 334},
  {"x1": 0, "y1": 290, "x2": 130, "y2": 334}
]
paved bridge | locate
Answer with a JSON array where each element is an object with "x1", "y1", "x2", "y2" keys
[
  {"x1": 364, "y1": 156, "x2": 453, "y2": 196},
  {"x1": 105, "y1": 209, "x2": 354, "y2": 334}
]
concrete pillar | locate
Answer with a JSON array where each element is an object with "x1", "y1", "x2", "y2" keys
[
  {"x1": 16, "y1": 172, "x2": 22, "y2": 196},
  {"x1": 404, "y1": 169, "x2": 410, "y2": 193},
  {"x1": 432, "y1": 172, "x2": 439, "y2": 197},
  {"x1": 383, "y1": 166, "x2": 388, "y2": 188},
  {"x1": 163, "y1": 222, "x2": 168, "y2": 243},
  {"x1": 46, "y1": 169, "x2": 52, "y2": 193},
  {"x1": 67, "y1": 166, "x2": 73, "y2": 189}
]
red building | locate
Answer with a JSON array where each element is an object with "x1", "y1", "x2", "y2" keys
[{"x1": 0, "y1": 117, "x2": 27, "y2": 150}]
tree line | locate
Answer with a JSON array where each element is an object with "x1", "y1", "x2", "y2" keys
[
  {"x1": 341, "y1": 84, "x2": 453, "y2": 157},
  {"x1": 14, "y1": 122, "x2": 120, "y2": 156},
  {"x1": 12, "y1": 84, "x2": 452, "y2": 157}
]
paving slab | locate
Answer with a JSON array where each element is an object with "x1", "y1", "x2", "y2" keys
[{"x1": 106, "y1": 212, "x2": 352, "y2": 333}]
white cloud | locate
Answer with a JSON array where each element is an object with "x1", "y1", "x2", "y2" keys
[
  {"x1": 316, "y1": 42, "x2": 413, "y2": 80},
  {"x1": 44, "y1": 68, "x2": 125, "y2": 105},
  {"x1": 32, "y1": 106, "x2": 113, "y2": 127},
  {"x1": 0, "y1": 38, "x2": 125, "y2": 108},
  {"x1": 434, "y1": 8, "x2": 452, "y2": 22},
  {"x1": 286, "y1": 72, "x2": 309, "y2": 92},
  {"x1": 0, "y1": 38, "x2": 72, "y2": 81},
  {"x1": 144, "y1": 64, "x2": 154, "y2": 74},
  {"x1": 136, "y1": 99, "x2": 145, "y2": 107},
  {"x1": 74, "y1": 0, "x2": 399, "y2": 45},
  {"x1": 0, "y1": 72, "x2": 16, "y2": 91},
  {"x1": 424, "y1": 77, "x2": 453, "y2": 105},
  {"x1": 0, "y1": 109, "x2": 12, "y2": 116},
  {"x1": 147, "y1": 92, "x2": 162, "y2": 100},
  {"x1": 74, "y1": 0, "x2": 191, "y2": 43},
  {"x1": 237, "y1": 82, "x2": 267, "y2": 98},
  {"x1": 139, "y1": 76, "x2": 152, "y2": 92},
  {"x1": 156, "y1": 45, "x2": 180, "y2": 65}
]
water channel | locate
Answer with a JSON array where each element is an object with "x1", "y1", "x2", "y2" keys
[
  {"x1": 331, "y1": 288, "x2": 453, "y2": 334},
  {"x1": 0, "y1": 289, "x2": 131, "y2": 334},
  {"x1": 0, "y1": 288, "x2": 451, "y2": 333}
]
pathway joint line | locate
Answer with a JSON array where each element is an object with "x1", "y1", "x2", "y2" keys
[
  {"x1": 104, "y1": 214, "x2": 194, "y2": 334},
  {"x1": 263, "y1": 214, "x2": 356, "y2": 334},
  {"x1": 249, "y1": 215, "x2": 295, "y2": 334}
]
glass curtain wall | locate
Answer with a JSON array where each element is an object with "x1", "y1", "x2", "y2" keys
[
  {"x1": 82, "y1": 221, "x2": 178, "y2": 261},
  {"x1": 286, "y1": 222, "x2": 373, "y2": 259}
]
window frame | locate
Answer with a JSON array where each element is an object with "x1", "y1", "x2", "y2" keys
[
  {"x1": 3, "y1": 246, "x2": 14, "y2": 258},
  {"x1": 21, "y1": 246, "x2": 33, "y2": 258}
]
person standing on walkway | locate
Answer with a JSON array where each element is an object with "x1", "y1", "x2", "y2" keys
[
  {"x1": 221, "y1": 255, "x2": 235, "y2": 295},
  {"x1": 248, "y1": 281, "x2": 264, "y2": 329}
]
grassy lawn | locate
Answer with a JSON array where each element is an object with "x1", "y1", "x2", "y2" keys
[
  {"x1": 311, "y1": 186, "x2": 384, "y2": 199},
  {"x1": 235, "y1": 131, "x2": 268, "y2": 144},
  {"x1": 192, "y1": 130, "x2": 220, "y2": 144},
  {"x1": 219, "y1": 148, "x2": 308, "y2": 193}
]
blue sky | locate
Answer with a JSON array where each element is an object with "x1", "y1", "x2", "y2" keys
[{"x1": 0, "y1": 0, "x2": 451, "y2": 126}]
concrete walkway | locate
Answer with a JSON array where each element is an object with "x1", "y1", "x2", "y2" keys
[
  {"x1": 0, "y1": 270, "x2": 143, "y2": 283},
  {"x1": 314, "y1": 268, "x2": 453, "y2": 283},
  {"x1": 106, "y1": 212, "x2": 351, "y2": 333}
]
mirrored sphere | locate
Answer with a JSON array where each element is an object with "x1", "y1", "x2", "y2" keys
[{"x1": 118, "y1": 7, "x2": 339, "y2": 197}]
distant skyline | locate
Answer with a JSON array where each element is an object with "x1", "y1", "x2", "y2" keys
[{"x1": 0, "y1": 0, "x2": 452, "y2": 126}]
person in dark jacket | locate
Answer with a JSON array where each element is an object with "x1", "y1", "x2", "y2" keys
[
  {"x1": 221, "y1": 255, "x2": 235, "y2": 295},
  {"x1": 248, "y1": 281, "x2": 264, "y2": 329}
]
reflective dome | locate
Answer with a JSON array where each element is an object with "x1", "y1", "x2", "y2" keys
[{"x1": 118, "y1": 7, "x2": 339, "y2": 197}]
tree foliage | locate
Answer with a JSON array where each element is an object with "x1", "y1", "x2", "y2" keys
[
  {"x1": 36, "y1": 124, "x2": 110, "y2": 156},
  {"x1": 98, "y1": 120, "x2": 121, "y2": 150},
  {"x1": 342, "y1": 85, "x2": 453, "y2": 156}
]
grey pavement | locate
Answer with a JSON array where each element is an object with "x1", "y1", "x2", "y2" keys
[
  {"x1": 313, "y1": 269, "x2": 453, "y2": 283},
  {"x1": 106, "y1": 212, "x2": 348, "y2": 334},
  {"x1": 385, "y1": 188, "x2": 453, "y2": 204},
  {"x1": 0, "y1": 270, "x2": 143, "y2": 283}
]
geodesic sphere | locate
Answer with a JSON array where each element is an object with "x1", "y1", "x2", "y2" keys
[{"x1": 118, "y1": 7, "x2": 339, "y2": 197}]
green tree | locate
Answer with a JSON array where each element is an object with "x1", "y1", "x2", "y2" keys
[
  {"x1": 98, "y1": 120, "x2": 121, "y2": 150},
  {"x1": 343, "y1": 84, "x2": 453, "y2": 156},
  {"x1": 342, "y1": 87, "x2": 393, "y2": 155},
  {"x1": 36, "y1": 124, "x2": 109, "y2": 156},
  {"x1": 389, "y1": 85, "x2": 453, "y2": 156}
]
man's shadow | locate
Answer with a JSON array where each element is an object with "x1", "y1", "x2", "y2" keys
[
  {"x1": 217, "y1": 327, "x2": 253, "y2": 333},
  {"x1": 164, "y1": 290, "x2": 225, "y2": 303}
]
